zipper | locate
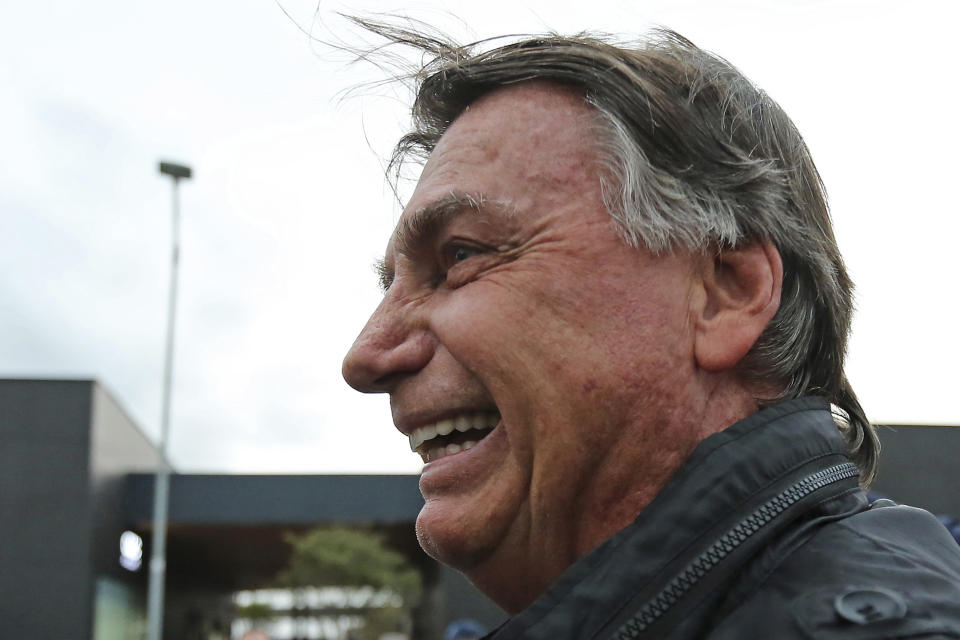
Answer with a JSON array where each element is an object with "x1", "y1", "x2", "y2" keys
[{"x1": 610, "y1": 461, "x2": 860, "y2": 640}]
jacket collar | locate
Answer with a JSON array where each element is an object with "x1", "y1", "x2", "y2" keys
[{"x1": 490, "y1": 397, "x2": 857, "y2": 639}]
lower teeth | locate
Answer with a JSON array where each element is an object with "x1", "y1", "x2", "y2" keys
[{"x1": 426, "y1": 439, "x2": 480, "y2": 462}]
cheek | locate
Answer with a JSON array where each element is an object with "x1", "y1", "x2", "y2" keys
[
  {"x1": 431, "y1": 284, "x2": 538, "y2": 365},
  {"x1": 429, "y1": 281, "x2": 606, "y2": 389},
  {"x1": 430, "y1": 266, "x2": 695, "y2": 412}
]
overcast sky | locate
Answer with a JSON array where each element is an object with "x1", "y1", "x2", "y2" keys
[{"x1": 1, "y1": 0, "x2": 956, "y2": 474}]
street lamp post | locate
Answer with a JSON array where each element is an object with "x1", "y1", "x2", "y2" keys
[{"x1": 147, "y1": 161, "x2": 192, "y2": 640}]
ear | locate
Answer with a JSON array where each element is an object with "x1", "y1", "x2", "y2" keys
[{"x1": 693, "y1": 242, "x2": 783, "y2": 372}]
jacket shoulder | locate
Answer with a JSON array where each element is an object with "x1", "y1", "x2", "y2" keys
[{"x1": 707, "y1": 504, "x2": 960, "y2": 639}]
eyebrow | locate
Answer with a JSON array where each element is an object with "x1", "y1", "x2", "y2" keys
[
  {"x1": 375, "y1": 192, "x2": 506, "y2": 291},
  {"x1": 394, "y1": 192, "x2": 487, "y2": 257}
]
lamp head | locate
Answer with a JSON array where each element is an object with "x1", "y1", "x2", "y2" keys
[{"x1": 158, "y1": 161, "x2": 192, "y2": 180}]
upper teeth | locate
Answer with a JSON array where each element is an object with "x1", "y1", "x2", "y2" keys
[{"x1": 408, "y1": 411, "x2": 499, "y2": 451}]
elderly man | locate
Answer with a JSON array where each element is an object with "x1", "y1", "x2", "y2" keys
[{"x1": 342, "y1": 27, "x2": 960, "y2": 638}]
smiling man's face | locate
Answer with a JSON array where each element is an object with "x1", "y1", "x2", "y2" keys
[{"x1": 343, "y1": 82, "x2": 710, "y2": 611}]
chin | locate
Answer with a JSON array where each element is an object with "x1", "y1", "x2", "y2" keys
[{"x1": 415, "y1": 505, "x2": 492, "y2": 573}]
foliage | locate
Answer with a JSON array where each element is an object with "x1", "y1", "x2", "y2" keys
[
  {"x1": 276, "y1": 526, "x2": 421, "y2": 605},
  {"x1": 275, "y1": 526, "x2": 423, "y2": 640},
  {"x1": 235, "y1": 602, "x2": 275, "y2": 621}
]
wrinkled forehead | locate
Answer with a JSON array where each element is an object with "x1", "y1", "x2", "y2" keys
[{"x1": 385, "y1": 82, "x2": 604, "y2": 257}]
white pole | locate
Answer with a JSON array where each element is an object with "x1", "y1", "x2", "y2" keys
[{"x1": 146, "y1": 164, "x2": 187, "y2": 640}]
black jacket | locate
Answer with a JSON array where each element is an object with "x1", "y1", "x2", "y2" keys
[{"x1": 487, "y1": 398, "x2": 960, "y2": 639}]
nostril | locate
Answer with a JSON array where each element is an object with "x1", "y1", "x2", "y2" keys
[{"x1": 371, "y1": 372, "x2": 407, "y2": 391}]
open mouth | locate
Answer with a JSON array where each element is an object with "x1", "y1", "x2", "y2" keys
[{"x1": 408, "y1": 411, "x2": 500, "y2": 463}]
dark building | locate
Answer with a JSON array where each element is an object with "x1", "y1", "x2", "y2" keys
[
  {"x1": 2, "y1": 379, "x2": 958, "y2": 639},
  {"x1": 1, "y1": 379, "x2": 158, "y2": 639},
  {"x1": 0, "y1": 379, "x2": 503, "y2": 640}
]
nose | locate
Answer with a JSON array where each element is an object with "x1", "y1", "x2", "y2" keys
[{"x1": 342, "y1": 296, "x2": 435, "y2": 393}]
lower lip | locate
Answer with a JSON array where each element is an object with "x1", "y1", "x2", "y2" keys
[{"x1": 418, "y1": 423, "x2": 504, "y2": 493}]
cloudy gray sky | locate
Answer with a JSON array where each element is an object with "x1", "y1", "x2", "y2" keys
[{"x1": 1, "y1": 0, "x2": 956, "y2": 474}]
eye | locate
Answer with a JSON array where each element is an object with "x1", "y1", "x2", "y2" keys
[
  {"x1": 439, "y1": 242, "x2": 487, "y2": 287},
  {"x1": 442, "y1": 242, "x2": 484, "y2": 268},
  {"x1": 452, "y1": 245, "x2": 481, "y2": 264}
]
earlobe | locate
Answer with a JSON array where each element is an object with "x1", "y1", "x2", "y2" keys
[{"x1": 693, "y1": 242, "x2": 783, "y2": 372}]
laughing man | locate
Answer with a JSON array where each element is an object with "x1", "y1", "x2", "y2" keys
[{"x1": 342, "y1": 27, "x2": 960, "y2": 639}]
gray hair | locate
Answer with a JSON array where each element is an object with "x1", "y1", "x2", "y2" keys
[{"x1": 357, "y1": 19, "x2": 878, "y2": 484}]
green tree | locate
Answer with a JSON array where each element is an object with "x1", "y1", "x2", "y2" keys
[
  {"x1": 235, "y1": 602, "x2": 275, "y2": 621},
  {"x1": 276, "y1": 526, "x2": 422, "y2": 639}
]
